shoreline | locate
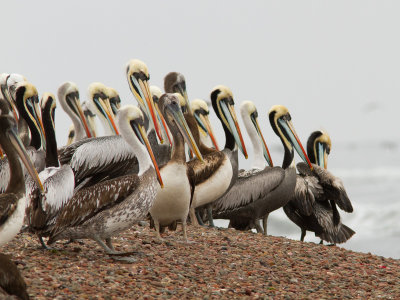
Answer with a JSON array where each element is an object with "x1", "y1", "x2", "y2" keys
[{"x1": 2, "y1": 224, "x2": 399, "y2": 299}]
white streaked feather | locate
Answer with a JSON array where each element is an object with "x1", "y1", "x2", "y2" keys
[
  {"x1": 69, "y1": 136, "x2": 135, "y2": 173},
  {"x1": 26, "y1": 165, "x2": 75, "y2": 213}
]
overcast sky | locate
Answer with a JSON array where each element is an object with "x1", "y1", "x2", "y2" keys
[{"x1": 2, "y1": 1, "x2": 399, "y2": 165}]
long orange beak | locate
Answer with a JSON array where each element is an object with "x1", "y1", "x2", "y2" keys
[
  {"x1": 138, "y1": 124, "x2": 163, "y2": 188},
  {"x1": 74, "y1": 97, "x2": 92, "y2": 138},
  {"x1": 199, "y1": 114, "x2": 219, "y2": 151}
]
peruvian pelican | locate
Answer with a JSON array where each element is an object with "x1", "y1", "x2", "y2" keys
[
  {"x1": 107, "y1": 86, "x2": 121, "y2": 115},
  {"x1": 0, "y1": 113, "x2": 44, "y2": 247},
  {"x1": 58, "y1": 60, "x2": 169, "y2": 185},
  {"x1": 149, "y1": 93, "x2": 203, "y2": 242},
  {"x1": 164, "y1": 72, "x2": 189, "y2": 107},
  {"x1": 151, "y1": 85, "x2": 172, "y2": 145},
  {"x1": 190, "y1": 99, "x2": 220, "y2": 150},
  {"x1": 1, "y1": 73, "x2": 30, "y2": 146},
  {"x1": 0, "y1": 253, "x2": 29, "y2": 300},
  {"x1": 213, "y1": 105, "x2": 314, "y2": 234},
  {"x1": 283, "y1": 130, "x2": 355, "y2": 244},
  {"x1": 1, "y1": 82, "x2": 46, "y2": 193},
  {"x1": 187, "y1": 86, "x2": 248, "y2": 227},
  {"x1": 66, "y1": 102, "x2": 97, "y2": 145},
  {"x1": 25, "y1": 93, "x2": 75, "y2": 248},
  {"x1": 58, "y1": 82, "x2": 92, "y2": 143},
  {"x1": 88, "y1": 82, "x2": 119, "y2": 136},
  {"x1": 48, "y1": 105, "x2": 163, "y2": 260}
]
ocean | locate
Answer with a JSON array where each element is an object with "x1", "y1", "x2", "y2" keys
[{"x1": 215, "y1": 140, "x2": 400, "y2": 259}]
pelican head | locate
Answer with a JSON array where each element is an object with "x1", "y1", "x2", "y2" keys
[
  {"x1": 191, "y1": 99, "x2": 219, "y2": 151},
  {"x1": 164, "y1": 72, "x2": 189, "y2": 108},
  {"x1": 40, "y1": 92, "x2": 57, "y2": 131},
  {"x1": 58, "y1": 82, "x2": 92, "y2": 139},
  {"x1": 126, "y1": 59, "x2": 163, "y2": 143},
  {"x1": 88, "y1": 82, "x2": 119, "y2": 135},
  {"x1": 268, "y1": 105, "x2": 312, "y2": 169},
  {"x1": 159, "y1": 93, "x2": 203, "y2": 162},
  {"x1": 0, "y1": 114, "x2": 44, "y2": 192},
  {"x1": 210, "y1": 85, "x2": 248, "y2": 158},
  {"x1": 151, "y1": 85, "x2": 172, "y2": 146},
  {"x1": 82, "y1": 102, "x2": 97, "y2": 138},
  {"x1": 117, "y1": 105, "x2": 163, "y2": 187},
  {"x1": 14, "y1": 81, "x2": 46, "y2": 150},
  {"x1": 107, "y1": 87, "x2": 121, "y2": 115},
  {"x1": 1, "y1": 73, "x2": 26, "y2": 120},
  {"x1": 240, "y1": 101, "x2": 273, "y2": 167},
  {"x1": 307, "y1": 130, "x2": 331, "y2": 169}
]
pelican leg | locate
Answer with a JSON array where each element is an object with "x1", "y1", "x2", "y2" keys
[
  {"x1": 263, "y1": 213, "x2": 269, "y2": 236},
  {"x1": 206, "y1": 205, "x2": 215, "y2": 227},
  {"x1": 300, "y1": 229, "x2": 306, "y2": 242},
  {"x1": 189, "y1": 207, "x2": 199, "y2": 226},
  {"x1": 38, "y1": 236, "x2": 51, "y2": 250},
  {"x1": 254, "y1": 220, "x2": 264, "y2": 234},
  {"x1": 153, "y1": 219, "x2": 164, "y2": 242},
  {"x1": 105, "y1": 238, "x2": 115, "y2": 252},
  {"x1": 93, "y1": 236, "x2": 138, "y2": 262},
  {"x1": 195, "y1": 209, "x2": 205, "y2": 226},
  {"x1": 182, "y1": 220, "x2": 189, "y2": 243}
]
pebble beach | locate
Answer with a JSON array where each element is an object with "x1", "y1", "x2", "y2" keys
[{"x1": 2, "y1": 223, "x2": 399, "y2": 299}]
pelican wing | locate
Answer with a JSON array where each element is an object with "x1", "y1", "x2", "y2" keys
[
  {"x1": 311, "y1": 164, "x2": 353, "y2": 213},
  {"x1": 49, "y1": 174, "x2": 140, "y2": 239},
  {"x1": 26, "y1": 165, "x2": 75, "y2": 231},
  {"x1": 213, "y1": 167, "x2": 285, "y2": 213},
  {"x1": 186, "y1": 151, "x2": 225, "y2": 186},
  {"x1": 59, "y1": 136, "x2": 138, "y2": 183},
  {"x1": 0, "y1": 157, "x2": 9, "y2": 193}
]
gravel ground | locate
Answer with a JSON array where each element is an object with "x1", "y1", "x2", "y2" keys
[{"x1": 1, "y1": 223, "x2": 399, "y2": 299}]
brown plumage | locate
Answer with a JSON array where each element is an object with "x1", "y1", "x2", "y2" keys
[{"x1": 0, "y1": 253, "x2": 29, "y2": 300}]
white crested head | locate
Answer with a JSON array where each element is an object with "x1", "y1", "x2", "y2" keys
[
  {"x1": 107, "y1": 87, "x2": 119, "y2": 99},
  {"x1": 173, "y1": 93, "x2": 186, "y2": 108},
  {"x1": 211, "y1": 85, "x2": 233, "y2": 102},
  {"x1": 126, "y1": 59, "x2": 149, "y2": 78},
  {"x1": 40, "y1": 92, "x2": 56, "y2": 110},
  {"x1": 16, "y1": 81, "x2": 38, "y2": 100},
  {"x1": 240, "y1": 100, "x2": 257, "y2": 118},
  {"x1": 150, "y1": 85, "x2": 162, "y2": 99},
  {"x1": 190, "y1": 99, "x2": 209, "y2": 114},
  {"x1": 88, "y1": 82, "x2": 107, "y2": 99},
  {"x1": 117, "y1": 104, "x2": 143, "y2": 128},
  {"x1": 57, "y1": 82, "x2": 79, "y2": 101}
]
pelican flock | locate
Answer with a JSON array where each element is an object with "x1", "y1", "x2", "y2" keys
[{"x1": 0, "y1": 59, "x2": 354, "y2": 298}]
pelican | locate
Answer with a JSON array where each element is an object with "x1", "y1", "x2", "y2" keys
[
  {"x1": 58, "y1": 60, "x2": 169, "y2": 186},
  {"x1": 190, "y1": 99, "x2": 220, "y2": 150},
  {"x1": 164, "y1": 72, "x2": 189, "y2": 107},
  {"x1": 66, "y1": 102, "x2": 97, "y2": 145},
  {"x1": 151, "y1": 85, "x2": 172, "y2": 145},
  {"x1": 283, "y1": 130, "x2": 355, "y2": 244},
  {"x1": 82, "y1": 102, "x2": 98, "y2": 137},
  {"x1": 25, "y1": 93, "x2": 75, "y2": 248},
  {"x1": 0, "y1": 113, "x2": 44, "y2": 247},
  {"x1": 1, "y1": 82, "x2": 46, "y2": 193},
  {"x1": 187, "y1": 86, "x2": 248, "y2": 227},
  {"x1": 1, "y1": 73, "x2": 30, "y2": 145},
  {"x1": 0, "y1": 253, "x2": 29, "y2": 300},
  {"x1": 48, "y1": 105, "x2": 163, "y2": 259},
  {"x1": 149, "y1": 93, "x2": 203, "y2": 242},
  {"x1": 58, "y1": 82, "x2": 92, "y2": 143},
  {"x1": 107, "y1": 86, "x2": 121, "y2": 115},
  {"x1": 213, "y1": 105, "x2": 314, "y2": 234},
  {"x1": 88, "y1": 82, "x2": 119, "y2": 135}
]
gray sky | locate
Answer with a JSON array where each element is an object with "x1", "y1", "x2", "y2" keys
[{"x1": 2, "y1": 1, "x2": 399, "y2": 159}]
